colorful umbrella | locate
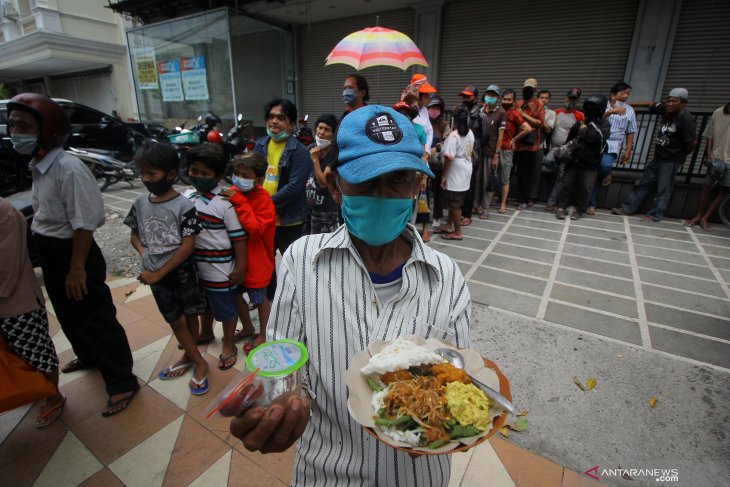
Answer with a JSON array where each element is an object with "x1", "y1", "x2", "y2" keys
[{"x1": 325, "y1": 27, "x2": 429, "y2": 71}]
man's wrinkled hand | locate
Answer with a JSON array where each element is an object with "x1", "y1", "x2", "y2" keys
[
  {"x1": 65, "y1": 268, "x2": 87, "y2": 300},
  {"x1": 230, "y1": 396, "x2": 310, "y2": 454},
  {"x1": 138, "y1": 270, "x2": 161, "y2": 285},
  {"x1": 620, "y1": 152, "x2": 631, "y2": 165},
  {"x1": 309, "y1": 146, "x2": 320, "y2": 161}
]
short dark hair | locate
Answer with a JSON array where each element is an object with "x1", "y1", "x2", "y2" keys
[
  {"x1": 315, "y1": 114, "x2": 338, "y2": 131},
  {"x1": 346, "y1": 73, "x2": 370, "y2": 102},
  {"x1": 264, "y1": 98, "x2": 297, "y2": 124},
  {"x1": 502, "y1": 89, "x2": 516, "y2": 98},
  {"x1": 232, "y1": 152, "x2": 268, "y2": 178},
  {"x1": 538, "y1": 89, "x2": 551, "y2": 98},
  {"x1": 402, "y1": 93, "x2": 418, "y2": 106},
  {"x1": 610, "y1": 82, "x2": 632, "y2": 95},
  {"x1": 184, "y1": 143, "x2": 227, "y2": 176},
  {"x1": 134, "y1": 139, "x2": 180, "y2": 173}
]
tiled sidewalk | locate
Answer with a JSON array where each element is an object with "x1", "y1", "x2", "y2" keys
[{"x1": 0, "y1": 277, "x2": 602, "y2": 487}]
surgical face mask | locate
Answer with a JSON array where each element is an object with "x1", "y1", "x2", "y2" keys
[
  {"x1": 11, "y1": 134, "x2": 39, "y2": 155},
  {"x1": 190, "y1": 175, "x2": 218, "y2": 193},
  {"x1": 232, "y1": 175, "x2": 255, "y2": 193},
  {"x1": 143, "y1": 177, "x2": 173, "y2": 196},
  {"x1": 342, "y1": 87, "x2": 358, "y2": 105},
  {"x1": 340, "y1": 194, "x2": 413, "y2": 246},
  {"x1": 315, "y1": 137, "x2": 331, "y2": 149},
  {"x1": 266, "y1": 127, "x2": 289, "y2": 142},
  {"x1": 483, "y1": 96, "x2": 497, "y2": 105},
  {"x1": 427, "y1": 107, "x2": 441, "y2": 120}
]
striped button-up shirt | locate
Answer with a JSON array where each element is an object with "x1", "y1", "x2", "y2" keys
[
  {"x1": 268, "y1": 224, "x2": 471, "y2": 486},
  {"x1": 606, "y1": 102, "x2": 637, "y2": 155}
]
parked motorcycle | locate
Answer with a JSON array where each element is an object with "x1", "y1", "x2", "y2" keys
[
  {"x1": 68, "y1": 147, "x2": 139, "y2": 192},
  {"x1": 225, "y1": 114, "x2": 255, "y2": 153},
  {"x1": 294, "y1": 114, "x2": 314, "y2": 147}
]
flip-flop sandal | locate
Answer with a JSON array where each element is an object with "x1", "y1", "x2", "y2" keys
[
  {"x1": 218, "y1": 348, "x2": 238, "y2": 370},
  {"x1": 234, "y1": 329, "x2": 257, "y2": 342},
  {"x1": 461, "y1": 218, "x2": 472, "y2": 226},
  {"x1": 34, "y1": 397, "x2": 66, "y2": 428},
  {"x1": 61, "y1": 357, "x2": 92, "y2": 374},
  {"x1": 433, "y1": 227, "x2": 454, "y2": 234},
  {"x1": 498, "y1": 208, "x2": 507, "y2": 214},
  {"x1": 158, "y1": 362, "x2": 193, "y2": 380},
  {"x1": 178, "y1": 336, "x2": 215, "y2": 350},
  {"x1": 101, "y1": 386, "x2": 139, "y2": 418},
  {"x1": 479, "y1": 211, "x2": 489, "y2": 220},
  {"x1": 189, "y1": 370, "x2": 209, "y2": 396},
  {"x1": 440, "y1": 234, "x2": 464, "y2": 241}
]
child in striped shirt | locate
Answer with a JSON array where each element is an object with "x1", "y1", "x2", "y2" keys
[{"x1": 185, "y1": 144, "x2": 247, "y2": 371}]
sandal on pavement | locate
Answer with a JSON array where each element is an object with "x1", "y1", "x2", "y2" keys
[
  {"x1": 34, "y1": 397, "x2": 66, "y2": 428},
  {"x1": 189, "y1": 370, "x2": 209, "y2": 396},
  {"x1": 479, "y1": 209, "x2": 489, "y2": 220},
  {"x1": 440, "y1": 233, "x2": 463, "y2": 241},
  {"x1": 101, "y1": 387, "x2": 139, "y2": 418},
  {"x1": 498, "y1": 207, "x2": 507, "y2": 214},
  {"x1": 611, "y1": 207, "x2": 625, "y2": 215},
  {"x1": 585, "y1": 207, "x2": 596, "y2": 215},
  {"x1": 460, "y1": 217, "x2": 472, "y2": 226},
  {"x1": 61, "y1": 357, "x2": 92, "y2": 374},
  {"x1": 218, "y1": 348, "x2": 238, "y2": 371},
  {"x1": 158, "y1": 362, "x2": 193, "y2": 380},
  {"x1": 433, "y1": 227, "x2": 454, "y2": 234}
]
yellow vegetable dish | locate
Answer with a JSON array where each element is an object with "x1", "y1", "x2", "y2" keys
[{"x1": 444, "y1": 382, "x2": 491, "y2": 431}]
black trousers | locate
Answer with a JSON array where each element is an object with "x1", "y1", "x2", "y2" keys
[
  {"x1": 37, "y1": 235, "x2": 137, "y2": 396},
  {"x1": 461, "y1": 165, "x2": 478, "y2": 218},
  {"x1": 266, "y1": 223, "x2": 304, "y2": 301},
  {"x1": 431, "y1": 167, "x2": 444, "y2": 220},
  {"x1": 514, "y1": 150, "x2": 541, "y2": 203},
  {"x1": 557, "y1": 166, "x2": 598, "y2": 214}
]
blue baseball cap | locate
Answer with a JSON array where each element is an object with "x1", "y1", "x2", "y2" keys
[{"x1": 336, "y1": 105, "x2": 434, "y2": 184}]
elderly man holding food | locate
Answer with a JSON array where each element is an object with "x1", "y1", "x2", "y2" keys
[{"x1": 230, "y1": 105, "x2": 472, "y2": 486}]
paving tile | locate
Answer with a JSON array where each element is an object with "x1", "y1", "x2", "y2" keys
[
  {"x1": 472, "y1": 266, "x2": 547, "y2": 296},
  {"x1": 482, "y1": 253, "x2": 553, "y2": 279},
  {"x1": 34, "y1": 431, "x2": 103, "y2": 487},
  {"x1": 490, "y1": 437, "x2": 564, "y2": 487},
  {"x1": 78, "y1": 468, "x2": 125, "y2": 487},
  {"x1": 122, "y1": 317, "x2": 173, "y2": 353},
  {"x1": 1, "y1": 427, "x2": 67, "y2": 487},
  {"x1": 702, "y1": 243, "x2": 730, "y2": 259},
  {"x1": 558, "y1": 255, "x2": 633, "y2": 279},
  {"x1": 458, "y1": 440, "x2": 516, "y2": 486},
  {"x1": 511, "y1": 218, "x2": 564, "y2": 233},
  {"x1": 59, "y1": 371, "x2": 112, "y2": 427},
  {"x1": 428, "y1": 241, "x2": 482, "y2": 262},
  {"x1": 464, "y1": 225, "x2": 500, "y2": 240},
  {"x1": 550, "y1": 283, "x2": 638, "y2": 319},
  {"x1": 694, "y1": 232, "x2": 730, "y2": 246},
  {"x1": 509, "y1": 224, "x2": 563, "y2": 241},
  {"x1": 642, "y1": 284, "x2": 730, "y2": 317},
  {"x1": 568, "y1": 225, "x2": 625, "y2": 242},
  {"x1": 517, "y1": 209, "x2": 562, "y2": 222},
  {"x1": 632, "y1": 234, "x2": 698, "y2": 252},
  {"x1": 127, "y1": 293, "x2": 171, "y2": 328},
  {"x1": 72, "y1": 385, "x2": 183, "y2": 465},
  {"x1": 565, "y1": 233, "x2": 628, "y2": 252},
  {"x1": 162, "y1": 416, "x2": 230, "y2": 487},
  {"x1": 636, "y1": 255, "x2": 715, "y2": 280},
  {"x1": 719, "y1": 268, "x2": 730, "y2": 284},
  {"x1": 644, "y1": 303, "x2": 730, "y2": 340},
  {"x1": 555, "y1": 267, "x2": 634, "y2": 298},
  {"x1": 457, "y1": 234, "x2": 491, "y2": 251},
  {"x1": 630, "y1": 225, "x2": 691, "y2": 240},
  {"x1": 0, "y1": 404, "x2": 32, "y2": 446},
  {"x1": 633, "y1": 244, "x2": 706, "y2": 266},
  {"x1": 468, "y1": 281, "x2": 540, "y2": 317},
  {"x1": 228, "y1": 449, "x2": 288, "y2": 486},
  {"x1": 188, "y1": 450, "x2": 232, "y2": 487},
  {"x1": 133, "y1": 335, "x2": 174, "y2": 383},
  {"x1": 709, "y1": 255, "x2": 730, "y2": 270},
  {"x1": 493, "y1": 243, "x2": 556, "y2": 264},
  {"x1": 110, "y1": 282, "x2": 141, "y2": 305},
  {"x1": 114, "y1": 301, "x2": 145, "y2": 326},
  {"x1": 0, "y1": 399, "x2": 69, "y2": 467},
  {"x1": 569, "y1": 219, "x2": 625, "y2": 232},
  {"x1": 638, "y1": 268, "x2": 727, "y2": 299},
  {"x1": 234, "y1": 443, "x2": 296, "y2": 485},
  {"x1": 563, "y1": 243, "x2": 629, "y2": 264},
  {"x1": 561, "y1": 468, "x2": 604, "y2": 486},
  {"x1": 456, "y1": 260, "x2": 471, "y2": 276},
  {"x1": 544, "y1": 301, "x2": 642, "y2": 344},
  {"x1": 448, "y1": 446, "x2": 474, "y2": 487},
  {"x1": 650, "y1": 326, "x2": 730, "y2": 369},
  {"x1": 501, "y1": 234, "x2": 560, "y2": 252}
]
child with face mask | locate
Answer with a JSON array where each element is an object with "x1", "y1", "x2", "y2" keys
[
  {"x1": 123, "y1": 139, "x2": 209, "y2": 395},
  {"x1": 219, "y1": 152, "x2": 276, "y2": 351}
]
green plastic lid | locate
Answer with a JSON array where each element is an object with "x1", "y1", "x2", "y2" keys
[{"x1": 245, "y1": 339, "x2": 309, "y2": 378}]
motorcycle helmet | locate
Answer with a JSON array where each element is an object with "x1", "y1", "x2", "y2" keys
[
  {"x1": 426, "y1": 94, "x2": 445, "y2": 111},
  {"x1": 582, "y1": 95, "x2": 608, "y2": 122},
  {"x1": 7, "y1": 93, "x2": 70, "y2": 149},
  {"x1": 204, "y1": 113, "x2": 221, "y2": 128},
  {"x1": 206, "y1": 130, "x2": 223, "y2": 144}
]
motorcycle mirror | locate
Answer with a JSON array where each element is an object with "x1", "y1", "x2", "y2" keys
[
  {"x1": 304, "y1": 114, "x2": 309, "y2": 122},
  {"x1": 197, "y1": 115, "x2": 202, "y2": 121},
  {"x1": 237, "y1": 114, "x2": 243, "y2": 122}
]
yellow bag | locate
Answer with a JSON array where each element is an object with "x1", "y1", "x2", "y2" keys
[
  {"x1": 0, "y1": 335, "x2": 56, "y2": 413},
  {"x1": 416, "y1": 191, "x2": 429, "y2": 214}
]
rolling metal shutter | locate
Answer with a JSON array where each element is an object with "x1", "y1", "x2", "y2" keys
[
  {"x1": 298, "y1": 8, "x2": 415, "y2": 122},
  {"x1": 662, "y1": 0, "x2": 730, "y2": 112},
  {"x1": 438, "y1": 0, "x2": 638, "y2": 111}
]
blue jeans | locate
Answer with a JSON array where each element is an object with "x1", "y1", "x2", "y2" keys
[
  {"x1": 621, "y1": 159, "x2": 679, "y2": 221},
  {"x1": 589, "y1": 152, "x2": 618, "y2": 208}
]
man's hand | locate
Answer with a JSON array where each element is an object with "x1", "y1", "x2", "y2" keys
[
  {"x1": 309, "y1": 147, "x2": 320, "y2": 162},
  {"x1": 138, "y1": 270, "x2": 162, "y2": 285},
  {"x1": 230, "y1": 396, "x2": 310, "y2": 454},
  {"x1": 229, "y1": 265, "x2": 244, "y2": 286},
  {"x1": 620, "y1": 151, "x2": 631, "y2": 165},
  {"x1": 491, "y1": 154, "x2": 499, "y2": 169},
  {"x1": 509, "y1": 139, "x2": 516, "y2": 150},
  {"x1": 65, "y1": 267, "x2": 87, "y2": 300},
  {"x1": 440, "y1": 175, "x2": 447, "y2": 190},
  {"x1": 608, "y1": 106, "x2": 626, "y2": 116}
]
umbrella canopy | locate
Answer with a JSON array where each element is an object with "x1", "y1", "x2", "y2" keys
[{"x1": 325, "y1": 27, "x2": 429, "y2": 71}]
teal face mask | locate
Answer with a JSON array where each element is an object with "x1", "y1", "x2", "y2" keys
[
  {"x1": 266, "y1": 127, "x2": 289, "y2": 142},
  {"x1": 341, "y1": 194, "x2": 413, "y2": 246},
  {"x1": 483, "y1": 96, "x2": 497, "y2": 105},
  {"x1": 190, "y1": 175, "x2": 218, "y2": 193}
]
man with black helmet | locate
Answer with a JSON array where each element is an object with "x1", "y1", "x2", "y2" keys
[{"x1": 7, "y1": 93, "x2": 139, "y2": 417}]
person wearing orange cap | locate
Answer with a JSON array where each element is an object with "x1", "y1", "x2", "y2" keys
[{"x1": 404, "y1": 73, "x2": 437, "y2": 155}]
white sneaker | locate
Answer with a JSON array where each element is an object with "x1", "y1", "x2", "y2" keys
[{"x1": 432, "y1": 218, "x2": 442, "y2": 228}]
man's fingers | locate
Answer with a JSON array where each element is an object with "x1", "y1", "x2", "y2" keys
[
  {"x1": 290, "y1": 397, "x2": 310, "y2": 441},
  {"x1": 230, "y1": 407, "x2": 267, "y2": 447},
  {"x1": 241, "y1": 405, "x2": 285, "y2": 452}
]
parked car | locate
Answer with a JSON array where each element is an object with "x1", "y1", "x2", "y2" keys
[
  {"x1": 6, "y1": 189, "x2": 40, "y2": 267},
  {"x1": 0, "y1": 98, "x2": 146, "y2": 195}
]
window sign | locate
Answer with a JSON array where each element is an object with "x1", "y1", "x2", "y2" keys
[
  {"x1": 181, "y1": 55, "x2": 209, "y2": 100},
  {"x1": 158, "y1": 59, "x2": 184, "y2": 102},
  {"x1": 134, "y1": 47, "x2": 158, "y2": 90}
]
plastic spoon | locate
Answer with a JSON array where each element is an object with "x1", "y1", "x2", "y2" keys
[{"x1": 434, "y1": 348, "x2": 515, "y2": 416}]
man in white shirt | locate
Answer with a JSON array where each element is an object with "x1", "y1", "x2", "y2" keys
[{"x1": 231, "y1": 105, "x2": 472, "y2": 486}]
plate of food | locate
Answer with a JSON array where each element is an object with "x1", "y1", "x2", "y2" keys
[{"x1": 344, "y1": 336, "x2": 512, "y2": 454}]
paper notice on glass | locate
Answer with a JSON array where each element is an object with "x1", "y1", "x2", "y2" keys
[
  {"x1": 181, "y1": 55, "x2": 209, "y2": 101},
  {"x1": 158, "y1": 60, "x2": 183, "y2": 102},
  {"x1": 134, "y1": 48, "x2": 158, "y2": 90}
]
